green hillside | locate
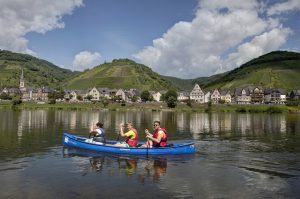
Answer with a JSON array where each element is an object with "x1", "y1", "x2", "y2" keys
[
  {"x1": 164, "y1": 51, "x2": 300, "y2": 91},
  {"x1": 203, "y1": 51, "x2": 300, "y2": 91},
  {"x1": 64, "y1": 59, "x2": 177, "y2": 90},
  {"x1": 0, "y1": 50, "x2": 76, "y2": 88}
]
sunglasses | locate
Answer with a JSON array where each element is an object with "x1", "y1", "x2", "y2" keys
[{"x1": 153, "y1": 124, "x2": 159, "y2": 127}]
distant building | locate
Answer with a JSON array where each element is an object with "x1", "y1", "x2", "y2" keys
[
  {"x1": 220, "y1": 91, "x2": 231, "y2": 104},
  {"x1": 235, "y1": 88, "x2": 251, "y2": 104},
  {"x1": 190, "y1": 84, "x2": 205, "y2": 103},
  {"x1": 289, "y1": 90, "x2": 300, "y2": 100},
  {"x1": 264, "y1": 89, "x2": 286, "y2": 104},
  {"x1": 204, "y1": 91, "x2": 211, "y2": 103},
  {"x1": 152, "y1": 91, "x2": 162, "y2": 102},
  {"x1": 177, "y1": 91, "x2": 190, "y2": 101},
  {"x1": 250, "y1": 87, "x2": 264, "y2": 104},
  {"x1": 211, "y1": 89, "x2": 221, "y2": 104}
]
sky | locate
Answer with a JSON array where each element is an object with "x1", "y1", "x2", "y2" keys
[{"x1": 0, "y1": 0, "x2": 299, "y2": 79}]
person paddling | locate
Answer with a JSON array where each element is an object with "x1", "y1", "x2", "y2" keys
[
  {"x1": 89, "y1": 122, "x2": 105, "y2": 142},
  {"x1": 114, "y1": 122, "x2": 138, "y2": 147},
  {"x1": 142, "y1": 121, "x2": 168, "y2": 148}
]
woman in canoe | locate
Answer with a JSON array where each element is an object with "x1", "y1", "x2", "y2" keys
[
  {"x1": 114, "y1": 122, "x2": 139, "y2": 147},
  {"x1": 89, "y1": 122, "x2": 105, "y2": 142},
  {"x1": 142, "y1": 121, "x2": 168, "y2": 148}
]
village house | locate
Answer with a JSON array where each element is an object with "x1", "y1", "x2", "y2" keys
[
  {"x1": 235, "y1": 88, "x2": 251, "y2": 104},
  {"x1": 220, "y1": 91, "x2": 231, "y2": 104},
  {"x1": 211, "y1": 89, "x2": 221, "y2": 104},
  {"x1": 177, "y1": 91, "x2": 190, "y2": 101},
  {"x1": 204, "y1": 91, "x2": 211, "y2": 103},
  {"x1": 151, "y1": 91, "x2": 162, "y2": 102},
  {"x1": 87, "y1": 87, "x2": 100, "y2": 101},
  {"x1": 116, "y1": 89, "x2": 127, "y2": 101},
  {"x1": 250, "y1": 87, "x2": 264, "y2": 104},
  {"x1": 264, "y1": 89, "x2": 286, "y2": 104},
  {"x1": 289, "y1": 90, "x2": 300, "y2": 100},
  {"x1": 190, "y1": 84, "x2": 205, "y2": 103}
]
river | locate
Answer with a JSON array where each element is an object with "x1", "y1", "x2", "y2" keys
[{"x1": 0, "y1": 109, "x2": 299, "y2": 198}]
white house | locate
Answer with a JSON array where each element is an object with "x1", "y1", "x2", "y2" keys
[
  {"x1": 116, "y1": 89, "x2": 126, "y2": 101},
  {"x1": 88, "y1": 87, "x2": 101, "y2": 101},
  {"x1": 204, "y1": 91, "x2": 211, "y2": 103},
  {"x1": 235, "y1": 88, "x2": 251, "y2": 104},
  {"x1": 211, "y1": 89, "x2": 221, "y2": 104},
  {"x1": 177, "y1": 91, "x2": 189, "y2": 101},
  {"x1": 152, "y1": 91, "x2": 162, "y2": 102},
  {"x1": 190, "y1": 84, "x2": 205, "y2": 103}
]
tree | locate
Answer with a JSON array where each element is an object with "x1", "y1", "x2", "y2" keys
[
  {"x1": 12, "y1": 96, "x2": 22, "y2": 105},
  {"x1": 164, "y1": 90, "x2": 178, "y2": 108},
  {"x1": 131, "y1": 95, "x2": 138, "y2": 102},
  {"x1": 0, "y1": 92, "x2": 11, "y2": 100},
  {"x1": 101, "y1": 97, "x2": 109, "y2": 108},
  {"x1": 166, "y1": 96, "x2": 177, "y2": 108},
  {"x1": 141, "y1": 90, "x2": 151, "y2": 102},
  {"x1": 86, "y1": 95, "x2": 93, "y2": 101},
  {"x1": 77, "y1": 95, "x2": 83, "y2": 101}
]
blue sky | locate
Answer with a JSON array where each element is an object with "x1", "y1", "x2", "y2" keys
[{"x1": 0, "y1": 0, "x2": 299, "y2": 78}]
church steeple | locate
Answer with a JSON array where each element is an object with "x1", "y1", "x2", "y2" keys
[{"x1": 19, "y1": 68, "x2": 26, "y2": 92}]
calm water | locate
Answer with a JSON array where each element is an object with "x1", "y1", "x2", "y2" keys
[{"x1": 0, "y1": 109, "x2": 299, "y2": 199}]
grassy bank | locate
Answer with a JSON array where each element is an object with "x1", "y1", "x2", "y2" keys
[{"x1": 0, "y1": 101, "x2": 299, "y2": 113}]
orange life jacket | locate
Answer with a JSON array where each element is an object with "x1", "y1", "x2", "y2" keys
[
  {"x1": 126, "y1": 128, "x2": 138, "y2": 147},
  {"x1": 153, "y1": 128, "x2": 167, "y2": 147}
]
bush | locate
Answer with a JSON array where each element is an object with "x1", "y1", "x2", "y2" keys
[
  {"x1": 235, "y1": 107, "x2": 247, "y2": 113},
  {"x1": 121, "y1": 100, "x2": 126, "y2": 106},
  {"x1": 48, "y1": 99, "x2": 56, "y2": 104},
  {"x1": 166, "y1": 96, "x2": 177, "y2": 108},
  {"x1": 12, "y1": 96, "x2": 22, "y2": 105},
  {"x1": 265, "y1": 106, "x2": 282, "y2": 113},
  {"x1": 286, "y1": 100, "x2": 300, "y2": 107}
]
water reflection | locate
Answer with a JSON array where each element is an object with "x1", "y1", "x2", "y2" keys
[
  {"x1": 63, "y1": 147, "x2": 177, "y2": 183},
  {"x1": 1, "y1": 110, "x2": 300, "y2": 160},
  {"x1": 10, "y1": 110, "x2": 295, "y2": 139}
]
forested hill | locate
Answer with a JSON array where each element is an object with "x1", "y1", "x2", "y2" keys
[
  {"x1": 0, "y1": 50, "x2": 76, "y2": 88},
  {"x1": 203, "y1": 51, "x2": 300, "y2": 91},
  {"x1": 64, "y1": 59, "x2": 177, "y2": 90}
]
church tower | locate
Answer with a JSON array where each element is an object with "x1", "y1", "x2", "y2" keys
[{"x1": 19, "y1": 68, "x2": 26, "y2": 92}]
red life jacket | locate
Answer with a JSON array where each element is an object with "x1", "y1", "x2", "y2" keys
[
  {"x1": 153, "y1": 128, "x2": 167, "y2": 147},
  {"x1": 126, "y1": 128, "x2": 138, "y2": 147}
]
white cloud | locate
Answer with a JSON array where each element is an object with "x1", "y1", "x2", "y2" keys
[
  {"x1": 0, "y1": 0, "x2": 83, "y2": 55},
  {"x1": 224, "y1": 27, "x2": 292, "y2": 70},
  {"x1": 268, "y1": 0, "x2": 300, "y2": 16},
  {"x1": 134, "y1": 0, "x2": 294, "y2": 78},
  {"x1": 73, "y1": 51, "x2": 102, "y2": 71}
]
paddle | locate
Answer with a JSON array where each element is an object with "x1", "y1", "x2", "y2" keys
[{"x1": 89, "y1": 122, "x2": 94, "y2": 139}]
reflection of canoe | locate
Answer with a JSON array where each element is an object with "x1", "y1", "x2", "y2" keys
[{"x1": 62, "y1": 133, "x2": 196, "y2": 155}]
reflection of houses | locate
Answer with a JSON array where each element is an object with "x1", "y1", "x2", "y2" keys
[
  {"x1": 177, "y1": 91, "x2": 189, "y2": 101},
  {"x1": 235, "y1": 88, "x2": 251, "y2": 104},
  {"x1": 190, "y1": 84, "x2": 205, "y2": 103},
  {"x1": 264, "y1": 89, "x2": 286, "y2": 104},
  {"x1": 211, "y1": 89, "x2": 221, "y2": 104},
  {"x1": 220, "y1": 91, "x2": 231, "y2": 104}
]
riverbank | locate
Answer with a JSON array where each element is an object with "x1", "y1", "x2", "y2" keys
[{"x1": 0, "y1": 101, "x2": 300, "y2": 113}]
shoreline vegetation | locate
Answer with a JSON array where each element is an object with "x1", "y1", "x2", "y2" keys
[{"x1": 0, "y1": 101, "x2": 299, "y2": 113}]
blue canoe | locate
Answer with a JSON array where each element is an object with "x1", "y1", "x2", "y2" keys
[{"x1": 62, "y1": 133, "x2": 195, "y2": 155}]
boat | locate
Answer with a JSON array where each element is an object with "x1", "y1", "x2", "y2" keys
[{"x1": 62, "y1": 133, "x2": 196, "y2": 155}]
